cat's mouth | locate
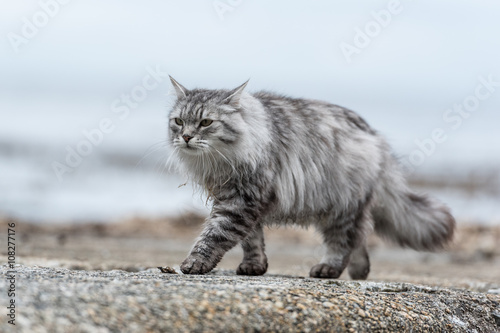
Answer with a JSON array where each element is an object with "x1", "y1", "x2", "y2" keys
[
  {"x1": 178, "y1": 143, "x2": 205, "y2": 155},
  {"x1": 173, "y1": 138, "x2": 209, "y2": 155}
]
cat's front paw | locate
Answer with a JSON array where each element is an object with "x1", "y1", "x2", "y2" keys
[
  {"x1": 236, "y1": 261, "x2": 268, "y2": 276},
  {"x1": 309, "y1": 263, "x2": 343, "y2": 279},
  {"x1": 180, "y1": 255, "x2": 214, "y2": 275}
]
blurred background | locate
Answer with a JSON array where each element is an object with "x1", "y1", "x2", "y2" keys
[{"x1": 1, "y1": 0, "x2": 499, "y2": 225}]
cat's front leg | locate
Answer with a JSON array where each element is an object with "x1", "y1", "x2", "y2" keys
[
  {"x1": 180, "y1": 203, "x2": 258, "y2": 275},
  {"x1": 237, "y1": 224, "x2": 268, "y2": 276}
]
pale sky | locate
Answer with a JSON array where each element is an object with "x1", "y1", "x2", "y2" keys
[
  {"x1": 1, "y1": 0, "x2": 499, "y2": 168},
  {"x1": 1, "y1": 0, "x2": 499, "y2": 106},
  {"x1": 1, "y1": 0, "x2": 499, "y2": 221}
]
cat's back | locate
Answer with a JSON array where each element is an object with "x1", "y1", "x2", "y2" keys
[
  {"x1": 252, "y1": 91, "x2": 375, "y2": 138},
  {"x1": 250, "y1": 91, "x2": 382, "y2": 218}
]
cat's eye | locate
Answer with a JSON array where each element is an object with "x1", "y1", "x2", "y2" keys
[
  {"x1": 174, "y1": 118, "x2": 183, "y2": 126},
  {"x1": 200, "y1": 119, "x2": 213, "y2": 127}
]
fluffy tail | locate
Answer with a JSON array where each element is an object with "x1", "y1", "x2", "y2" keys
[{"x1": 372, "y1": 163, "x2": 456, "y2": 250}]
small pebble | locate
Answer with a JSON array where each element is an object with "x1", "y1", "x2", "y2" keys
[
  {"x1": 322, "y1": 301, "x2": 334, "y2": 308},
  {"x1": 157, "y1": 266, "x2": 177, "y2": 274}
]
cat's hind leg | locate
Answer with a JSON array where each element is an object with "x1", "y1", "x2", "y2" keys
[
  {"x1": 310, "y1": 204, "x2": 372, "y2": 279},
  {"x1": 236, "y1": 224, "x2": 268, "y2": 276}
]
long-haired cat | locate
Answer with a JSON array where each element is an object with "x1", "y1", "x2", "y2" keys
[{"x1": 167, "y1": 77, "x2": 455, "y2": 279}]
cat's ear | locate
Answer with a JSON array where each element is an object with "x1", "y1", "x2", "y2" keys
[
  {"x1": 169, "y1": 76, "x2": 188, "y2": 98},
  {"x1": 224, "y1": 79, "x2": 249, "y2": 107}
]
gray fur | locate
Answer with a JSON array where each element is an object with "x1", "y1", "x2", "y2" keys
[{"x1": 167, "y1": 77, "x2": 455, "y2": 278}]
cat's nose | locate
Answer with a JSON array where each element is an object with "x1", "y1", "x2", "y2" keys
[{"x1": 182, "y1": 134, "x2": 193, "y2": 143}]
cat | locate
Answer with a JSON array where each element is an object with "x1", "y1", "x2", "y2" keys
[{"x1": 167, "y1": 76, "x2": 455, "y2": 279}]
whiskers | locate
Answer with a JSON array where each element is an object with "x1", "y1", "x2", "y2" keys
[
  {"x1": 175, "y1": 141, "x2": 237, "y2": 198},
  {"x1": 164, "y1": 147, "x2": 181, "y2": 174},
  {"x1": 147, "y1": 138, "x2": 239, "y2": 203},
  {"x1": 136, "y1": 140, "x2": 180, "y2": 177},
  {"x1": 206, "y1": 143, "x2": 238, "y2": 188}
]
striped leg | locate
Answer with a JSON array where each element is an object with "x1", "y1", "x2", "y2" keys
[
  {"x1": 180, "y1": 201, "x2": 259, "y2": 275},
  {"x1": 237, "y1": 224, "x2": 268, "y2": 276}
]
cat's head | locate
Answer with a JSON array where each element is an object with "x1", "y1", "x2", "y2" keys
[{"x1": 167, "y1": 76, "x2": 249, "y2": 157}]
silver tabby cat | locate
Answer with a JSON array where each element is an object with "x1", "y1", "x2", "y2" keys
[{"x1": 167, "y1": 77, "x2": 455, "y2": 279}]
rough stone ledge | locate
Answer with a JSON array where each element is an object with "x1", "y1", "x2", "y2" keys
[{"x1": 1, "y1": 265, "x2": 499, "y2": 332}]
